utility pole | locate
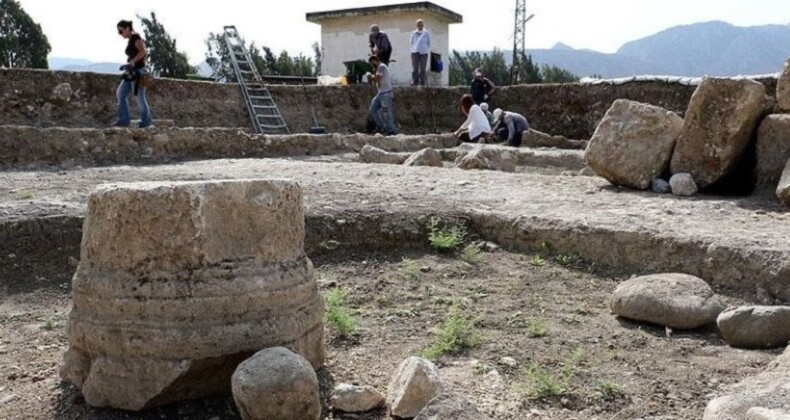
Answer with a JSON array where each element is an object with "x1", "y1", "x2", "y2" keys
[{"x1": 510, "y1": 0, "x2": 534, "y2": 85}]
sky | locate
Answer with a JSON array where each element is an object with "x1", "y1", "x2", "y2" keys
[{"x1": 16, "y1": 0, "x2": 790, "y2": 65}]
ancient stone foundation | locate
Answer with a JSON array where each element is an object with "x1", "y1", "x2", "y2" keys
[{"x1": 60, "y1": 179, "x2": 324, "y2": 411}]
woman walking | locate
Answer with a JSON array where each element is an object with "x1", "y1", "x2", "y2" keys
[{"x1": 114, "y1": 20, "x2": 153, "y2": 128}]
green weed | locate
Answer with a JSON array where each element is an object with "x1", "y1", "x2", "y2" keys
[
  {"x1": 428, "y1": 217, "x2": 467, "y2": 253},
  {"x1": 460, "y1": 244, "x2": 483, "y2": 265},
  {"x1": 423, "y1": 310, "x2": 481, "y2": 359},
  {"x1": 324, "y1": 288, "x2": 357, "y2": 337}
]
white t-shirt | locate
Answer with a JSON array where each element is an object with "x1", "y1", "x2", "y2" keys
[{"x1": 459, "y1": 105, "x2": 492, "y2": 139}]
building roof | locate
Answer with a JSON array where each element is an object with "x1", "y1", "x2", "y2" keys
[{"x1": 306, "y1": 2, "x2": 463, "y2": 24}]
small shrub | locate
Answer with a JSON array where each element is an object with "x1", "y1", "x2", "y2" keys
[
  {"x1": 555, "y1": 252, "x2": 579, "y2": 266},
  {"x1": 423, "y1": 310, "x2": 481, "y2": 359},
  {"x1": 593, "y1": 381, "x2": 625, "y2": 402},
  {"x1": 40, "y1": 316, "x2": 59, "y2": 331},
  {"x1": 324, "y1": 288, "x2": 357, "y2": 337},
  {"x1": 473, "y1": 362, "x2": 493, "y2": 375},
  {"x1": 428, "y1": 217, "x2": 467, "y2": 253},
  {"x1": 400, "y1": 257, "x2": 421, "y2": 281},
  {"x1": 523, "y1": 363, "x2": 568, "y2": 400},
  {"x1": 460, "y1": 244, "x2": 483, "y2": 265},
  {"x1": 506, "y1": 311, "x2": 526, "y2": 327},
  {"x1": 530, "y1": 255, "x2": 546, "y2": 267},
  {"x1": 528, "y1": 319, "x2": 548, "y2": 338}
]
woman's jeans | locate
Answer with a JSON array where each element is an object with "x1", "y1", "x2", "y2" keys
[
  {"x1": 116, "y1": 69, "x2": 152, "y2": 127},
  {"x1": 369, "y1": 91, "x2": 396, "y2": 135}
]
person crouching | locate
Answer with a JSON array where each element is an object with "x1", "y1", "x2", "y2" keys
[
  {"x1": 454, "y1": 94, "x2": 492, "y2": 143},
  {"x1": 492, "y1": 108, "x2": 529, "y2": 147}
]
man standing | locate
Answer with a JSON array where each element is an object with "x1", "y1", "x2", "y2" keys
[
  {"x1": 369, "y1": 25, "x2": 392, "y2": 65},
  {"x1": 409, "y1": 19, "x2": 431, "y2": 86},
  {"x1": 368, "y1": 55, "x2": 397, "y2": 135}
]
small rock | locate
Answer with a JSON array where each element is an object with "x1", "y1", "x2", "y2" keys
[
  {"x1": 414, "y1": 393, "x2": 492, "y2": 420},
  {"x1": 331, "y1": 383, "x2": 385, "y2": 413},
  {"x1": 670, "y1": 173, "x2": 698, "y2": 196},
  {"x1": 50, "y1": 83, "x2": 72, "y2": 103},
  {"x1": 387, "y1": 357, "x2": 445, "y2": 418},
  {"x1": 500, "y1": 357, "x2": 518, "y2": 367},
  {"x1": 717, "y1": 306, "x2": 790, "y2": 349},
  {"x1": 482, "y1": 241, "x2": 499, "y2": 252},
  {"x1": 359, "y1": 145, "x2": 409, "y2": 165},
  {"x1": 651, "y1": 178, "x2": 672, "y2": 194},
  {"x1": 0, "y1": 394, "x2": 18, "y2": 405},
  {"x1": 420, "y1": 266, "x2": 432, "y2": 273},
  {"x1": 231, "y1": 347, "x2": 320, "y2": 420},
  {"x1": 404, "y1": 148, "x2": 443, "y2": 167},
  {"x1": 579, "y1": 167, "x2": 596, "y2": 176}
]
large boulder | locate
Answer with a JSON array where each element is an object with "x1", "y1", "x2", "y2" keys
[
  {"x1": 704, "y1": 347, "x2": 790, "y2": 420},
  {"x1": 331, "y1": 383, "x2": 385, "y2": 413},
  {"x1": 778, "y1": 59, "x2": 790, "y2": 112},
  {"x1": 717, "y1": 306, "x2": 790, "y2": 349},
  {"x1": 610, "y1": 273, "x2": 725, "y2": 329},
  {"x1": 387, "y1": 357, "x2": 445, "y2": 418},
  {"x1": 755, "y1": 115, "x2": 790, "y2": 190},
  {"x1": 776, "y1": 159, "x2": 790, "y2": 207},
  {"x1": 232, "y1": 347, "x2": 320, "y2": 420},
  {"x1": 60, "y1": 180, "x2": 324, "y2": 410},
  {"x1": 456, "y1": 145, "x2": 516, "y2": 172},
  {"x1": 585, "y1": 99, "x2": 684, "y2": 189},
  {"x1": 670, "y1": 78, "x2": 768, "y2": 189},
  {"x1": 360, "y1": 144, "x2": 411, "y2": 164},
  {"x1": 404, "y1": 148, "x2": 443, "y2": 167},
  {"x1": 415, "y1": 393, "x2": 492, "y2": 420}
]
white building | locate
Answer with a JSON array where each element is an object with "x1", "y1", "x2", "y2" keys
[{"x1": 306, "y1": 2, "x2": 463, "y2": 87}]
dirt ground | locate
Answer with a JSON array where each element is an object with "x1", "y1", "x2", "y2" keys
[{"x1": 0, "y1": 246, "x2": 778, "y2": 420}]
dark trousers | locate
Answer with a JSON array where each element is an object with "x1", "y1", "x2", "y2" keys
[
  {"x1": 496, "y1": 128, "x2": 524, "y2": 147},
  {"x1": 377, "y1": 50, "x2": 392, "y2": 65},
  {"x1": 411, "y1": 53, "x2": 428, "y2": 86}
]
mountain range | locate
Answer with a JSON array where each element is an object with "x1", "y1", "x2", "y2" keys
[{"x1": 49, "y1": 21, "x2": 790, "y2": 79}]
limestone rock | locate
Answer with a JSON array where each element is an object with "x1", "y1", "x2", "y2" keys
[
  {"x1": 776, "y1": 159, "x2": 790, "y2": 207},
  {"x1": 331, "y1": 383, "x2": 385, "y2": 413},
  {"x1": 51, "y1": 83, "x2": 73, "y2": 103},
  {"x1": 360, "y1": 144, "x2": 410, "y2": 164},
  {"x1": 522, "y1": 129, "x2": 588, "y2": 150},
  {"x1": 610, "y1": 273, "x2": 725, "y2": 329},
  {"x1": 232, "y1": 347, "x2": 320, "y2": 420},
  {"x1": 746, "y1": 407, "x2": 790, "y2": 420},
  {"x1": 404, "y1": 148, "x2": 443, "y2": 167},
  {"x1": 670, "y1": 173, "x2": 698, "y2": 196},
  {"x1": 755, "y1": 115, "x2": 790, "y2": 190},
  {"x1": 414, "y1": 393, "x2": 492, "y2": 420},
  {"x1": 60, "y1": 180, "x2": 324, "y2": 410},
  {"x1": 717, "y1": 306, "x2": 790, "y2": 349},
  {"x1": 387, "y1": 357, "x2": 445, "y2": 418},
  {"x1": 778, "y1": 59, "x2": 790, "y2": 112},
  {"x1": 704, "y1": 347, "x2": 790, "y2": 419},
  {"x1": 670, "y1": 78, "x2": 768, "y2": 189},
  {"x1": 585, "y1": 99, "x2": 684, "y2": 189},
  {"x1": 456, "y1": 145, "x2": 516, "y2": 172}
]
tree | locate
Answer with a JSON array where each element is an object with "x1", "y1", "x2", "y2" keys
[
  {"x1": 541, "y1": 64, "x2": 579, "y2": 84},
  {"x1": 0, "y1": 0, "x2": 51, "y2": 69},
  {"x1": 312, "y1": 42, "x2": 322, "y2": 76},
  {"x1": 204, "y1": 32, "x2": 235, "y2": 82},
  {"x1": 138, "y1": 12, "x2": 194, "y2": 79},
  {"x1": 449, "y1": 48, "x2": 509, "y2": 86},
  {"x1": 204, "y1": 32, "x2": 317, "y2": 81}
]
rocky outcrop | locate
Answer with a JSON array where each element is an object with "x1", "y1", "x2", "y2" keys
[
  {"x1": 388, "y1": 357, "x2": 445, "y2": 418},
  {"x1": 755, "y1": 115, "x2": 790, "y2": 190},
  {"x1": 60, "y1": 180, "x2": 324, "y2": 410},
  {"x1": 521, "y1": 129, "x2": 588, "y2": 150},
  {"x1": 778, "y1": 59, "x2": 790, "y2": 112},
  {"x1": 670, "y1": 78, "x2": 768, "y2": 189},
  {"x1": 778, "y1": 160, "x2": 790, "y2": 207},
  {"x1": 610, "y1": 273, "x2": 725, "y2": 329},
  {"x1": 717, "y1": 306, "x2": 790, "y2": 349},
  {"x1": 231, "y1": 347, "x2": 321, "y2": 420},
  {"x1": 331, "y1": 383, "x2": 386, "y2": 413},
  {"x1": 704, "y1": 347, "x2": 790, "y2": 420},
  {"x1": 585, "y1": 99, "x2": 684, "y2": 189},
  {"x1": 404, "y1": 148, "x2": 443, "y2": 167}
]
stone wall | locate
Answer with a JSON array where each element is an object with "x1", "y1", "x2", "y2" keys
[{"x1": 0, "y1": 68, "x2": 778, "y2": 139}]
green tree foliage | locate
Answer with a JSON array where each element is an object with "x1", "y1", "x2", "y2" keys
[
  {"x1": 0, "y1": 0, "x2": 51, "y2": 69},
  {"x1": 204, "y1": 32, "x2": 317, "y2": 81},
  {"x1": 312, "y1": 42, "x2": 322, "y2": 76},
  {"x1": 138, "y1": 12, "x2": 194, "y2": 79},
  {"x1": 449, "y1": 48, "x2": 579, "y2": 86}
]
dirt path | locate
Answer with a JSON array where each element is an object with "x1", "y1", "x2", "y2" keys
[{"x1": 0, "y1": 250, "x2": 778, "y2": 420}]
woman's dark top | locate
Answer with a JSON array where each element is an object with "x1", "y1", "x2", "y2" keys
[{"x1": 125, "y1": 33, "x2": 146, "y2": 69}]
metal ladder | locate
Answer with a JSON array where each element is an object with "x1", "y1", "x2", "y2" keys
[{"x1": 223, "y1": 25, "x2": 289, "y2": 135}]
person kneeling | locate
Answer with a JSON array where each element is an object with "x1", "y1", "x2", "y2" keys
[
  {"x1": 454, "y1": 94, "x2": 492, "y2": 143},
  {"x1": 492, "y1": 108, "x2": 529, "y2": 147}
]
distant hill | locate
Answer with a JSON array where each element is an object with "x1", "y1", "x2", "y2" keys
[
  {"x1": 490, "y1": 21, "x2": 790, "y2": 78},
  {"x1": 49, "y1": 58, "x2": 121, "y2": 75}
]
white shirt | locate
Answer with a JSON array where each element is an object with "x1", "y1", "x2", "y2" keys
[
  {"x1": 459, "y1": 105, "x2": 492, "y2": 140},
  {"x1": 410, "y1": 29, "x2": 431, "y2": 55}
]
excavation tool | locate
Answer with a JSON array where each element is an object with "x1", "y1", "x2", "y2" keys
[{"x1": 223, "y1": 25, "x2": 290, "y2": 134}]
